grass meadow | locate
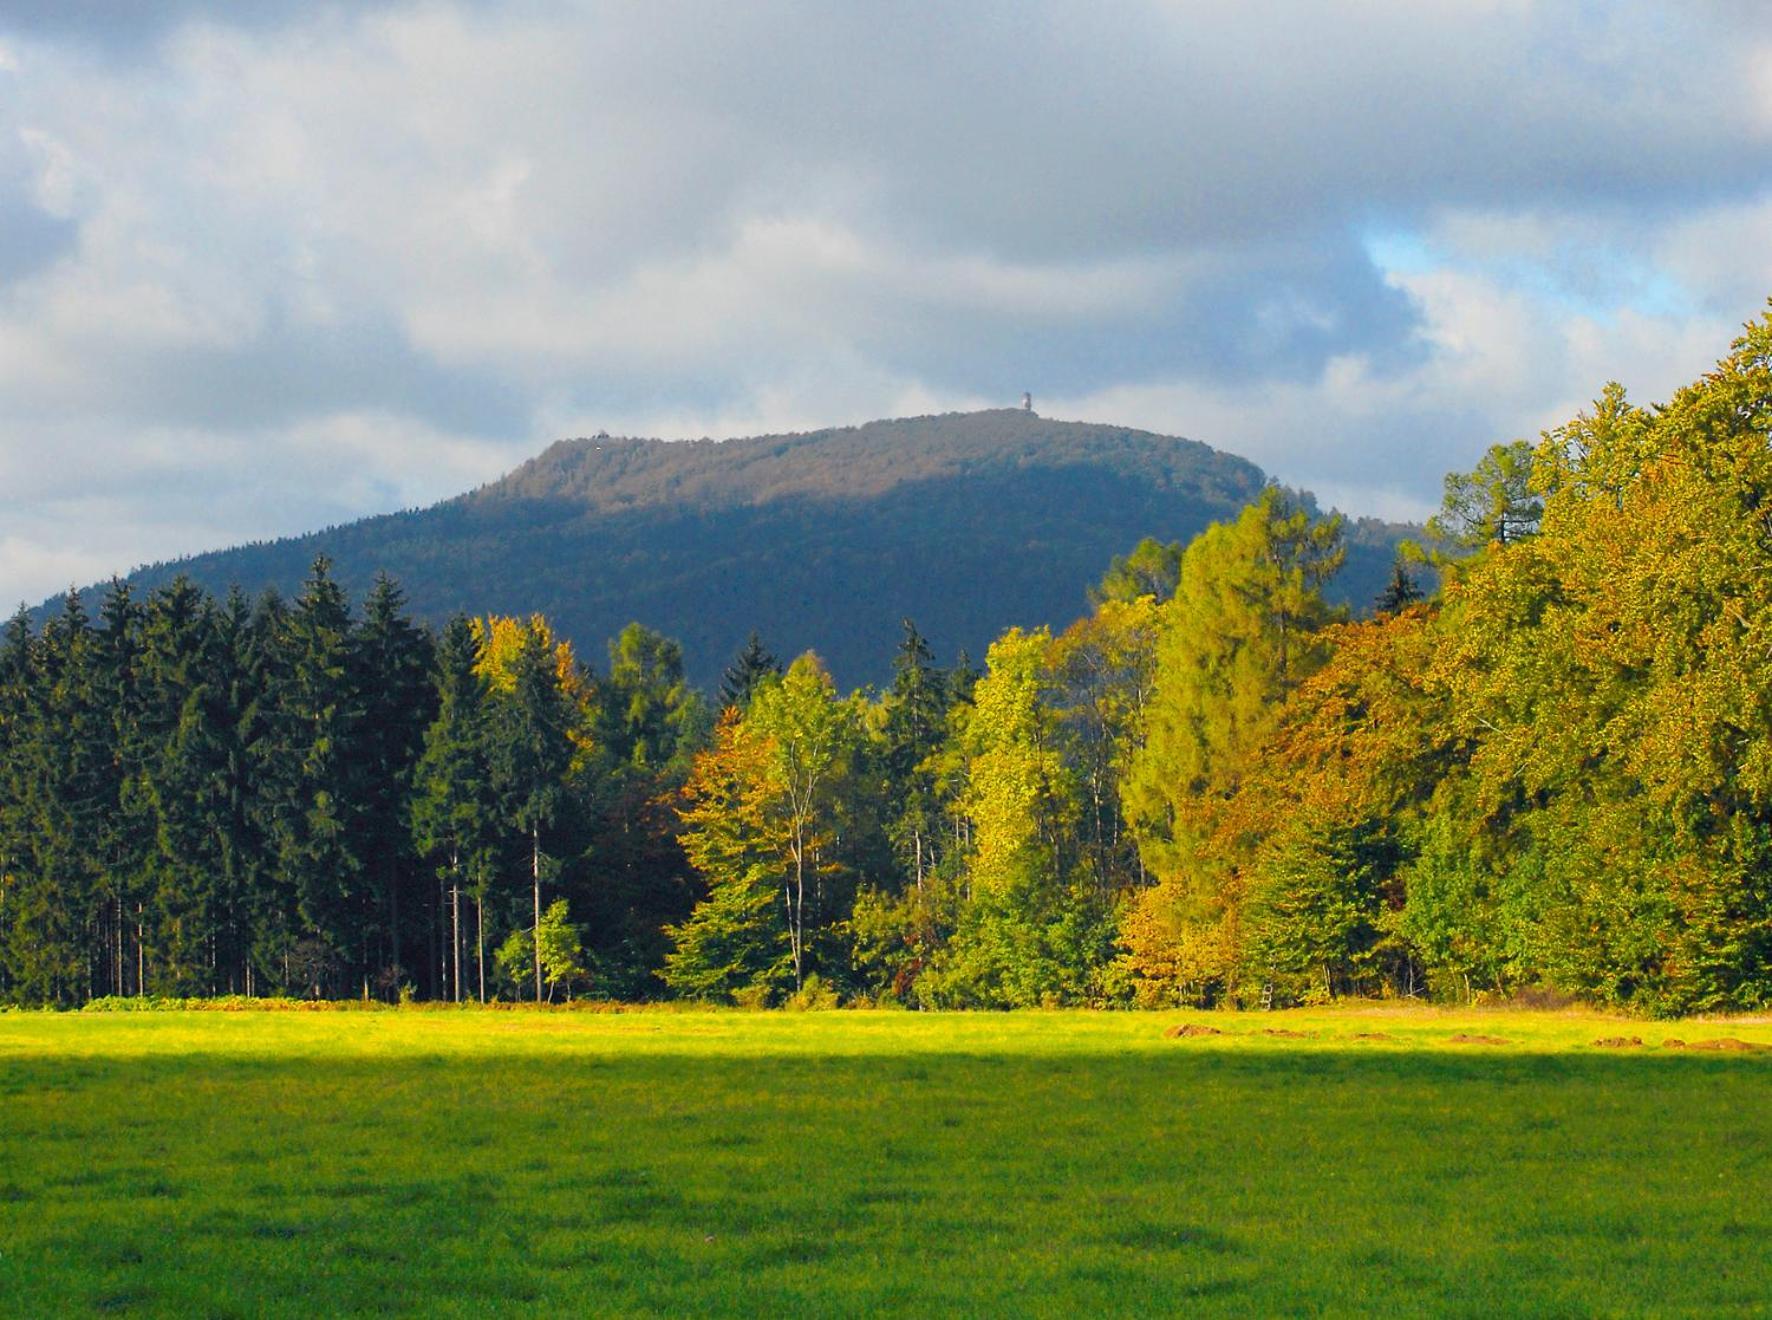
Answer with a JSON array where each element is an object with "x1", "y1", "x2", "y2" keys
[{"x1": 2, "y1": 1006, "x2": 1769, "y2": 1316}]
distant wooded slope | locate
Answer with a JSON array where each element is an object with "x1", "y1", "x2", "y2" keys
[{"x1": 96, "y1": 409, "x2": 1414, "y2": 687}]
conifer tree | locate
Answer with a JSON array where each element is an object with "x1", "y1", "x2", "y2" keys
[
  {"x1": 9, "y1": 594, "x2": 107, "y2": 1004},
  {"x1": 94, "y1": 582, "x2": 149, "y2": 996},
  {"x1": 136, "y1": 578, "x2": 229, "y2": 994},
  {"x1": 261, "y1": 559, "x2": 366, "y2": 994},
  {"x1": 719, "y1": 631, "x2": 781, "y2": 710},
  {"x1": 1374, "y1": 559, "x2": 1424, "y2": 614},
  {"x1": 883, "y1": 620, "x2": 947, "y2": 890},
  {"x1": 412, "y1": 615, "x2": 498, "y2": 1001},
  {"x1": 354, "y1": 574, "x2": 436, "y2": 992}
]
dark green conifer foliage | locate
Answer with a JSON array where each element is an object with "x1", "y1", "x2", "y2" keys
[
  {"x1": 240, "y1": 588, "x2": 295, "y2": 986},
  {"x1": 93, "y1": 582, "x2": 150, "y2": 997},
  {"x1": 10, "y1": 594, "x2": 107, "y2": 1004},
  {"x1": 412, "y1": 615, "x2": 498, "y2": 1001},
  {"x1": 354, "y1": 574, "x2": 437, "y2": 992},
  {"x1": 136, "y1": 579, "x2": 229, "y2": 994},
  {"x1": 581, "y1": 622, "x2": 707, "y2": 998},
  {"x1": 883, "y1": 620, "x2": 948, "y2": 890},
  {"x1": 264, "y1": 559, "x2": 366, "y2": 994},
  {"x1": 204, "y1": 587, "x2": 261, "y2": 993},
  {"x1": 0, "y1": 609, "x2": 39, "y2": 1002},
  {"x1": 1374, "y1": 560, "x2": 1424, "y2": 614},
  {"x1": 718, "y1": 631, "x2": 781, "y2": 710}
]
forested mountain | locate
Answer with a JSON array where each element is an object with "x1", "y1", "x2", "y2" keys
[{"x1": 100, "y1": 409, "x2": 1409, "y2": 687}]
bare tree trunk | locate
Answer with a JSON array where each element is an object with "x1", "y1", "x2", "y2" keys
[
  {"x1": 532, "y1": 821, "x2": 543, "y2": 1004},
  {"x1": 791, "y1": 824, "x2": 806, "y2": 990},
  {"x1": 477, "y1": 892, "x2": 485, "y2": 1004},
  {"x1": 451, "y1": 883, "x2": 461, "y2": 1003},
  {"x1": 437, "y1": 877, "x2": 447, "y2": 999},
  {"x1": 388, "y1": 855, "x2": 401, "y2": 992}
]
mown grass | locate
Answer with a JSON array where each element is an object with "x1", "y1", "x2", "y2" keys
[{"x1": 1, "y1": 1006, "x2": 1769, "y2": 1316}]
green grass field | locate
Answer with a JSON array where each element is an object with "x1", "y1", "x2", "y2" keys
[{"x1": 2, "y1": 1007, "x2": 1770, "y2": 1317}]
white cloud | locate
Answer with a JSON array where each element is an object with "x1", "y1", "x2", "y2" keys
[{"x1": 1, "y1": 0, "x2": 1771, "y2": 604}]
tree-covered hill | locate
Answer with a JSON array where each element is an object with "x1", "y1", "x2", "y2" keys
[{"x1": 98, "y1": 409, "x2": 1409, "y2": 686}]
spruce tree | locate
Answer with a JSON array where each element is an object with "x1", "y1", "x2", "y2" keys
[
  {"x1": 354, "y1": 574, "x2": 436, "y2": 994},
  {"x1": 1374, "y1": 559, "x2": 1424, "y2": 614},
  {"x1": 263, "y1": 559, "x2": 366, "y2": 994},
  {"x1": 412, "y1": 615, "x2": 498, "y2": 1001},
  {"x1": 883, "y1": 620, "x2": 947, "y2": 890},
  {"x1": 94, "y1": 582, "x2": 150, "y2": 996},
  {"x1": 719, "y1": 631, "x2": 781, "y2": 710},
  {"x1": 137, "y1": 579, "x2": 229, "y2": 994},
  {"x1": 10, "y1": 594, "x2": 108, "y2": 1004}
]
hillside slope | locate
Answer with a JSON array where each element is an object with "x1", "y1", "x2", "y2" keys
[{"x1": 105, "y1": 410, "x2": 1409, "y2": 687}]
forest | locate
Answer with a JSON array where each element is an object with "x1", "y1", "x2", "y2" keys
[
  {"x1": 4, "y1": 313, "x2": 1772, "y2": 1015},
  {"x1": 104, "y1": 408, "x2": 1409, "y2": 689}
]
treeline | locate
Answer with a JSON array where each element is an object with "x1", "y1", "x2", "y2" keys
[
  {"x1": 0, "y1": 574, "x2": 709, "y2": 1005},
  {"x1": 8, "y1": 314, "x2": 1772, "y2": 1013}
]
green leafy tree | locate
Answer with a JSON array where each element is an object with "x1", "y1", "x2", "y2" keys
[
  {"x1": 536, "y1": 898, "x2": 588, "y2": 1002},
  {"x1": 1092, "y1": 536, "x2": 1185, "y2": 605},
  {"x1": 1428, "y1": 439, "x2": 1542, "y2": 553},
  {"x1": 488, "y1": 623, "x2": 577, "y2": 1001},
  {"x1": 745, "y1": 655, "x2": 864, "y2": 991}
]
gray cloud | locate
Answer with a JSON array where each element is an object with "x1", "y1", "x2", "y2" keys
[{"x1": 1, "y1": 1, "x2": 1770, "y2": 604}]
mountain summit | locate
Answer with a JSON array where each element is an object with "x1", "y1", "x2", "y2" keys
[{"x1": 104, "y1": 410, "x2": 1405, "y2": 686}]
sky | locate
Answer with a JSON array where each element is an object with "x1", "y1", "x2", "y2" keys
[{"x1": 3, "y1": 1, "x2": 1771, "y2": 607}]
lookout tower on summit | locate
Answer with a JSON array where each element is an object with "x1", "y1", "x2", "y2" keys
[{"x1": 1021, "y1": 391, "x2": 1034, "y2": 413}]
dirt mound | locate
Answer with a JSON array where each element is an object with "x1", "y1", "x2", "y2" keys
[
  {"x1": 1668, "y1": 1037, "x2": 1768, "y2": 1052},
  {"x1": 1262, "y1": 1028, "x2": 1314, "y2": 1039},
  {"x1": 1592, "y1": 1037, "x2": 1644, "y2": 1048},
  {"x1": 1352, "y1": 1032, "x2": 1394, "y2": 1041},
  {"x1": 1449, "y1": 1033, "x2": 1509, "y2": 1046},
  {"x1": 1164, "y1": 1023, "x2": 1223, "y2": 1039}
]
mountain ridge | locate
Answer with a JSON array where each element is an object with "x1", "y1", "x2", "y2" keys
[{"x1": 63, "y1": 409, "x2": 1414, "y2": 688}]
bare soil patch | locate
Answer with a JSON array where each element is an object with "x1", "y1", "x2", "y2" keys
[
  {"x1": 1592, "y1": 1037, "x2": 1643, "y2": 1049},
  {"x1": 1164, "y1": 1024, "x2": 1223, "y2": 1039},
  {"x1": 1449, "y1": 1033, "x2": 1509, "y2": 1046},
  {"x1": 1664, "y1": 1037, "x2": 1768, "y2": 1052}
]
